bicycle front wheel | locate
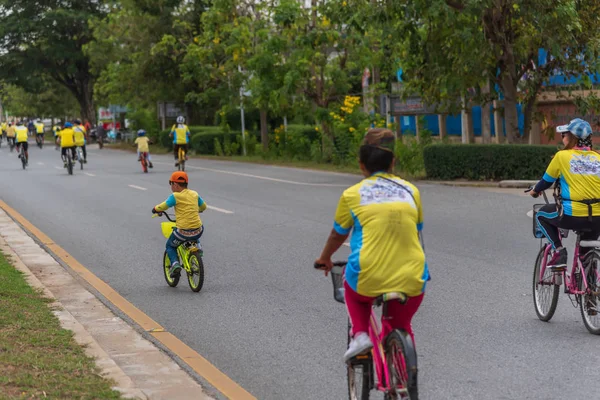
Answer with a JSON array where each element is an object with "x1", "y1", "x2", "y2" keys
[
  {"x1": 187, "y1": 252, "x2": 204, "y2": 292},
  {"x1": 580, "y1": 251, "x2": 600, "y2": 334},
  {"x1": 533, "y1": 246, "x2": 559, "y2": 322},
  {"x1": 163, "y1": 251, "x2": 180, "y2": 287},
  {"x1": 384, "y1": 330, "x2": 418, "y2": 400}
]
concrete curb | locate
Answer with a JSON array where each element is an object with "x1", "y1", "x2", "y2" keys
[{"x1": 0, "y1": 237, "x2": 148, "y2": 400}]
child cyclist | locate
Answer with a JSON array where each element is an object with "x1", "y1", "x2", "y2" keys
[
  {"x1": 133, "y1": 129, "x2": 153, "y2": 168},
  {"x1": 152, "y1": 171, "x2": 207, "y2": 278}
]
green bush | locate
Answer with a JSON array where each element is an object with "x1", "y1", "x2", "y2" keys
[
  {"x1": 191, "y1": 131, "x2": 242, "y2": 154},
  {"x1": 423, "y1": 144, "x2": 559, "y2": 180}
]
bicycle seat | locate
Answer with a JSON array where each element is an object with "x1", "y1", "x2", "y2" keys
[{"x1": 373, "y1": 292, "x2": 408, "y2": 306}]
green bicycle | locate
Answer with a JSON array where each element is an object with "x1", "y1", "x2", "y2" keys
[{"x1": 154, "y1": 212, "x2": 205, "y2": 292}]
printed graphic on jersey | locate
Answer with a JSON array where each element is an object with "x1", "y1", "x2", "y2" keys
[
  {"x1": 359, "y1": 178, "x2": 416, "y2": 207},
  {"x1": 570, "y1": 154, "x2": 600, "y2": 175}
]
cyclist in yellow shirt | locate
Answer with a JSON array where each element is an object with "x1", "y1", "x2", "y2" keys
[
  {"x1": 15, "y1": 121, "x2": 29, "y2": 164},
  {"x1": 152, "y1": 171, "x2": 207, "y2": 278},
  {"x1": 34, "y1": 120, "x2": 45, "y2": 146},
  {"x1": 170, "y1": 116, "x2": 190, "y2": 167},
  {"x1": 134, "y1": 129, "x2": 153, "y2": 168},
  {"x1": 52, "y1": 123, "x2": 61, "y2": 150},
  {"x1": 73, "y1": 119, "x2": 88, "y2": 163},
  {"x1": 6, "y1": 123, "x2": 16, "y2": 151},
  {"x1": 57, "y1": 122, "x2": 76, "y2": 167},
  {"x1": 315, "y1": 128, "x2": 428, "y2": 361},
  {"x1": 1, "y1": 121, "x2": 6, "y2": 143}
]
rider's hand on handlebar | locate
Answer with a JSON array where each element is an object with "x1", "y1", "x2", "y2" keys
[
  {"x1": 314, "y1": 258, "x2": 333, "y2": 276},
  {"x1": 152, "y1": 207, "x2": 162, "y2": 216}
]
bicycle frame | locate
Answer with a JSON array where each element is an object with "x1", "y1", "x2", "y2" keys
[
  {"x1": 368, "y1": 311, "x2": 394, "y2": 392},
  {"x1": 539, "y1": 237, "x2": 589, "y2": 296}
]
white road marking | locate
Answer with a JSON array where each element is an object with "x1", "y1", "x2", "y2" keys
[
  {"x1": 207, "y1": 205, "x2": 234, "y2": 214},
  {"x1": 152, "y1": 161, "x2": 348, "y2": 187},
  {"x1": 128, "y1": 185, "x2": 147, "y2": 191},
  {"x1": 527, "y1": 210, "x2": 534, "y2": 219},
  {"x1": 37, "y1": 162, "x2": 44, "y2": 166},
  {"x1": 54, "y1": 166, "x2": 62, "y2": 170},
  {"x1": 84, "y1": 172, "x2": 96, "y2": 177}
]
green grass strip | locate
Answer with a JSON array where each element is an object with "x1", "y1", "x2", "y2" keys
[{"x1": 0, "y1": 250, "x2": 123, "y2": 400}]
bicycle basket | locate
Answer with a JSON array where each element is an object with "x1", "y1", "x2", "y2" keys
[
  {"x1": 532, "y1": 204, "x2": 545, "y2": 239},
  {"x1": 330, "y1": 265, "x2": 346, "y2": 304},
  {"x1": 160, "y1": 221, "x2": 176, "y2": 239}
]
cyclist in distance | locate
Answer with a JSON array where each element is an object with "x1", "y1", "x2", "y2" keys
[
  {"x1": 134, "y1": 129, "x2": 153, "y2": 168},
  {"x1": 152, "y1": 171, "x2": 207, "y2": 279},
  {"x1": 57, "y1": 122, "x2": 77, "y2": 167},
  {"x1": 529, "y1": 118, "x2": 600, "y2": 269},
  {"x1": 34, "y1": 119, "x2": 45, "y2": 145},
  {"x1": 170, "y1": 115, "x2": 190, "y2": 167},
  {"x1": 73, "y1": 119, "x2": 88, "y2": 163},
  {"x1": 15, "y1": 121, "x2": 29, "y2": 163},
  {"x1": 315, "y1": 128, "x2": 429, "y2": 362}
]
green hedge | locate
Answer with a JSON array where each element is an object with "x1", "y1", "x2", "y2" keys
[{"x1": 423, "y1": 144, "x2": 559, "y2": 180}]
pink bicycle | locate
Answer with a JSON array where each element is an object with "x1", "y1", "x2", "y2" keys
[
  {"x1": 319, "y1": 261, "x2": 418, "y2": 400},
  {"x1": 529, "y1": 188, "x2": 600, "y2": 334}
]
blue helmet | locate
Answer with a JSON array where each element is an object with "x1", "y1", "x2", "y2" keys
[
  {"x1": 64, "y1": 122, "x2": 73, "y2": 128},
  {"x1": 556, "y1": 118, "x2": 593, "y2": 140},
  {"x1": 137, "y1": 129, "x2": 146, "y2": 136}
]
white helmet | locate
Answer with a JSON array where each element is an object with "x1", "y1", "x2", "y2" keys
[{"x1": 176, "y1": 116, "x2": 185, "y2": 124}]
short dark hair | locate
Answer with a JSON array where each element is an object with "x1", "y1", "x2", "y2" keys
[
  {"x1": 178, "y1": 182, "x2": 188, "y2": 188},
  {"x1": 359, "y1": 145, "x2": 394, "y2": 174}
]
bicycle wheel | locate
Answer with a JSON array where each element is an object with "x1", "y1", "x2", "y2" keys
[
  {"x1": 384, "y1": 330, "x2": 418, "y2": 400},
  {"x1": 532, "y1": 246, "x2": 560, "y2": 322},
  {"x1": 20, "y1": 148, "x2": 26, "y2": 169},
  {"x1": 163, "y1": 251, "x2": 180, "y2": 287},
  {"x1": 78, "y1": 150, "x2": 84, "y2": 170},
  {"x1": 580, "y1": 251, "x2": 600, "y2": 334},
  {"x1": 187, "y1": 252, "x2": 204, "y2": 292},
  {"x1": 67, "y1": 154, "x2": 73, "y2": 175}
]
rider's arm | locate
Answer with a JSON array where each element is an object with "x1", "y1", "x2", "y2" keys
[
  {"x1": 154, "y1": 194, "x2": 177, "y2": 212},
  {"x1": 198, "y1": 197, "x2": 207, "y2": 213},
  {"x1": 533, "y1": 154, "x2": 560, "y2": 194},
  {"x1": 318, "y1": 194, "x2": 353, "y2": 260}
]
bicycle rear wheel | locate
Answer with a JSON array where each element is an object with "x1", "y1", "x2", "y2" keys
[
  {"x1": 384, "y1": 330, "x2": 418, "y2": 400},
  {"x1": 187, "y1": 252, "x2": 204, "y2": 292},
  {"x1": 163, "y1": 251, "x2": 180, "y2": 287},
  {"x1": 580, "y1": 251, "x2": 600, "y2": 334},
  {"x1": 533, "y1": 246, "x2": 559, "y2": 322},
  {"x1": 141, "y1": 154, "x2": 148, "y2": 173},
  {"x1": 67, "y1": 154, "x2": 73, "y2": 175},
  {"x1": 20, "y1": 147, "x2": 26, "y2": 169}
]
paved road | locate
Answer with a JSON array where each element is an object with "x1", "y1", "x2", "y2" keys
[{"x1": 1, "y1": 142, "x2": 599, "y2": 399}]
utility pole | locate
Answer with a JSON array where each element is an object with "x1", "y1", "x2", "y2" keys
[{"x1": 239, "y1": 65, "x2": 247, "y2": 156}]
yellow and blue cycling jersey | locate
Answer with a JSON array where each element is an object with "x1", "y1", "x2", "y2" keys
[
  {"x1": 1, "y1": 122, "x2": 7, "y2": 132},
  {"x1": 35, "y1": 122, "x2": 44, "y2": 134},
  {"x1": 334, "y1": 172, "x2": 429, "y2": 298},
  {"x1": 15, "y1": 126, "x2": 28, "y2": 143},
  {"x1": 74, "y1": 125, "x2": 86, "y2": 146},
  {"x1": 155, "y1": 189, "x2": 207, "y2": 230},
  {"x1": 171, "y1": 124, "x2": 190, "y2": 145},
  {"x1": 538, "y1": 149, "x2": 600, "y2": 217}
]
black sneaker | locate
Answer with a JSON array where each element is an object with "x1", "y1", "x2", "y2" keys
[
  {"x1": 149, "y1": 162, "x2": 153, "y2": 168},
  {"x1": 547, "y1": 248, "x2": 568, "y2": 271}
]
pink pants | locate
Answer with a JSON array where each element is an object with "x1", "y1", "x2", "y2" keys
[{"x1": 344, "y1": 280, "x2": 424, "y2": 343}]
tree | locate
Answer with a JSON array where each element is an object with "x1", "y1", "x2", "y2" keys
[
  {"x1": 0, "y1": 0, "x2": 107, "y2": 124},
  {"x1": 396, "y1": 0, "x2": 600, "y2": 143},
  {"x1": 0, "y1": 82, "x2": 79, "y2": 119}
]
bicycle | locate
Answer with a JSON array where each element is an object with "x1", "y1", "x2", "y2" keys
[
  {"x1": 140, "y1": 151, "x2": 149, "y2": 173},
  {"x1": 153, "y1": 212, "x2": 204, "y2": 292},
  {"x1": 177, "y1": 146, "x2": 186, "y2": 171},
  {"x1": 8, "y1": 137, "x2": 15, "y2": 152},
  {"x1": 36, "y1": 134, "x2": 43, "y2": 149},
  {"x1": 528, "y1": 188, "x2": 600, "y2": 334},
  {"x1": 18, "y1": 144, "x2": 27, "y2": 170},
  {"x1": 316, "y1": 261, "x2": 418, "y2": 400},
  {"x1": 76, "y1": 146, "x2": 84, "y2": 170},
  {"x1": 65, "y1": 150, "x2": 74, "y2": 175}
]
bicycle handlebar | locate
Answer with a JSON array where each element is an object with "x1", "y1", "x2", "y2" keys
[
  {"x1": 314, "y1": 261, "x2": 347, "y2": 269},
  {"x1": 525, "y1": 186, "x2": 550, "y2": 203},
  {"x1": 152, "y1": 212, "x2": 175, "y2": 222}
]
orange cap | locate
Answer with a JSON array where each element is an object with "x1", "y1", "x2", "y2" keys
[{"x1": 169, "y1": 171, "x2": 188, "y2": 184}]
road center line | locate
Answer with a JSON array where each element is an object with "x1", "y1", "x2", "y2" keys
[
  {"x1": 37, "y1": 162, "x2": 45, "y2": 166},
  {"x1": 207, "y1": 205, "x2": 234, "y2": 214},
  {"x1": 128, "y1": 184, "x2": 147, "y2": 191},
  {"x1": 84, "y1": 172, "x2": 96, "y2": 177},
  {"x1": 54, "y1": 166, "x2": 62, "y2": 170},
  {"x1": 152, "y1": 161, "x2": 348, "y2": 187},
  {"x1": 527, "y1": 210, "x2": 534, "y2": 219}
]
